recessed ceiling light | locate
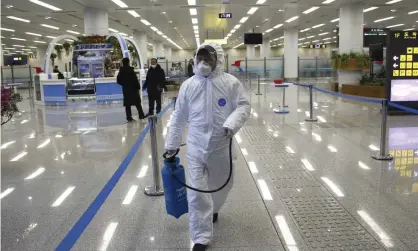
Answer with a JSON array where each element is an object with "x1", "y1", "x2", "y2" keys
[
  {"x1": 161, "y1": 12, "x2": 166, "y2": 14},
  {"x1": 5, "y1": 5, "x2": 13, "y2": 8},
  {"x1": 34, "y1": 40, "x2": 46, "y2": 43},
  {"x1": 330, "y1": 18, "x2": 339, "y2": 23},
  {"x1": 25, "y1": 32, "x2": 42, "y2": 37},
  {"x1": 192, "y1": 18, "x2": 198, "y2": 24},
  {"x1": 41, "y1": 24, "x2": 59, "y2": 30},
  {"x1": 265, "y1": 28, "x2": 273, "y2": 33},
  {"x1": 141, "y1": 19, "x2": 151, "y2": 26},
  {"x1": 174, "y1": 27, "x2": 178, "y2": 29},
  {"x1": 29, "y1": 46, "x2": 37, "y2": 48},
  {"x1": 248, "y1": 7, "x2": 258, "y2": 15},
  {"x1": 285, "y1": 16, "x2": 299, "y2": 23},
  {"x1": 7, "y1": 16, "x2": 31, "y2": 23},
  {"x1": 188, "y1": 0, "x2": 196, "y2": 5},
  {"x1": 318, "y1": 32, "x2": 329, "y2": 36},
  {"x1": 46, "y1": 35, "x2": 56, "y2": 38},
  {"x1": 108, "y1": 28, "x2": 119, "y2": 32},
  {"x1": 111, "y1": 0, "x2": 128, "y2": 8},
  {"x1": 29, "y1": 0, "x2": 62, "y2": 11},
  {"x1": 322, "y1": 0, "x2": 335, "y2": 3},
  {"x1": 234, "y1": 24, "x2": 241, "y2": 29},
  {"x1": 127, "y1": 10, "x2": 140, "y2": 17},
  {"x1": 386, "y1": 0, "x2": 402, "y2": 4},
  {"x1": 190, "y1": 8, "x2": 197, "y2": 15},
  {"x1": 0, "y1": 28, "x2": 15, "y2": 32},
  {"x1": 303, "y1": 7, "x2": 319, "y2": 14},
  {"x1": 193, "y1": 25, "x2": 198, "y2": 30},
  {"x1": 11, "y1": 38, "x2": 26, "y2": 41},
  {"x1": 386, "y1": 23, "x2": 404, "y2": 28},
  {"x1": 45, "y1": 16, "x2": 51, "y2": 19},
  {"x1": 240, "y1": 17, "x2": 249, "y2": 23},
  {"x1": 408, "y1": 10, "x2": 418, "y2": 14},
  {"x1": 66, "y1": 30, "x2": 80, "y2": 34},
  {"x1": 256, "y1": 0, "x2": 266, "y2": 4},
  {"x1": 273, "y1": 23, "x2": 283, "y2": 29},
  {"x1": 312, "y1": 23, "x2": 325, "y2": 28},
  {"x1": 374, "y1": 16, "x2": 395, "y2": 22},
  {"x1": 364, "y1": 7, "x2": 378, "y2": 12},
  {"x1": 300, "y1": 28, "x2": 311, "y2": 32}
]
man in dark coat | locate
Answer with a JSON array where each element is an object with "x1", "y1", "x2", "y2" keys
[
  {"x1": 144, "y1": 58, "x2": 166, "y2": 115},
  {"x1": 117, "y1": 58, "x2": 146, "y2": 122}
]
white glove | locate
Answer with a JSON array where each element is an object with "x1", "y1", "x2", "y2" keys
[{"x1": 164, "y1": 149, "x2": 178, "y2": 159}]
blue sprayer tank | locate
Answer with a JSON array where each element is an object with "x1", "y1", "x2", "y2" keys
[{"x1": 161, "y1": 157, "x2": 188, "y2": 218}]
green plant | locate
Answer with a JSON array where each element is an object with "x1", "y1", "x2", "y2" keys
[
  {"x1": 63, "y1": 42, "x2": 71, "y2": 56},
  {"x1": 331, "y1": 51, "x2": 370, "y2": 70},
  {"x1": 55, "y1": 45, "x2": 63, "y2": 60},
  {"x1": 1, "y1": 87, "x2": 23, "y2": 125},
  {"x1": 50, "y1": 53, "x2": 57, "y2": 66}
]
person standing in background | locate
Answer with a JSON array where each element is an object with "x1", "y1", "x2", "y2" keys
[
  {"x1": 187, "y1": 59, "x2": 194, "y2": 78},
  {"x1": 144, "y1": 58, "x2": 166, "y2": 115},
  {"x1": 117, "y1": 58, "x2": 146, "y2": 122}
]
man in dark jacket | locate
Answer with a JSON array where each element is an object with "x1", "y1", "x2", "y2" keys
[
  {"x1": 144, "y1": 58, "x2": 166, "y2": 115},
  {"x1": 117, "y1": 58, "x2": 146, "y2": 122},
  {"x1": 187, "y1": 59, "x2": 194, "y2": 78}
]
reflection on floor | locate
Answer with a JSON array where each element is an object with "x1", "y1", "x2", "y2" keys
[{"x1": 1, "y1": 85, "x2": 417, "y2": 251}]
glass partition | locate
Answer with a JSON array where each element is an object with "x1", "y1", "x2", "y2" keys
[
  {"x1": 266, "y1": 57, "x2": 284, "y2": 80},
  {"x1": 1, "y1": 65, "x2": 33, "y2": 88}
]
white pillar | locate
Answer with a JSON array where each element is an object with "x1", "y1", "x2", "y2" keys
[
  {"x1": 164, "y1": 46, "x2": 172, "y2": 61},
  {"x1": 246, "y1": 45, "x2": 255, "y2": 58},
  {"x1": 133, "y1": 31, "x2": 147, "y2": 66},
  {"x1": 284, "y1": 28, "x2": 298, "y2": 79},
  {"x1": 260, "y1": 39, "x2": 271, "y2": 58},
  {"x1": 338, "y1": 4, "x2": 364, "y2": 85},
  {"x1": 84, "y1": 8, "x2": 109, "y2": 36},
  {"x1": 36, "y1": 45, "x2": 47, "y2": 71},
  {"x1": 153, "y1": 42, "x2": 164, "y2": 58}
]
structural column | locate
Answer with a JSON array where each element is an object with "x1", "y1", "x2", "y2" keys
[
  {"x1": 260, "y1": 39, "x2": 271, "y2": 58},
  {"x1": 84, "y1": 8, "x2": 109, "y2": 36},
  {"x1": 338, "y1": 4, "x2": 364, "y2": 86},
  {"x1": 153, "y1": 42, "x2": 164, "y2": 58},
  {"x1": 133, "y1": 30, "x2": 147, "y2": 68},
  {"x1": 164, "y1": 46, "x2": 172, "y2": 61},
  {"x1": 284, "y1": 28, "x2": 298, "y2": 79},
  {"x1": 246, "y1": 45, "x2": 256, "y2": 59}
]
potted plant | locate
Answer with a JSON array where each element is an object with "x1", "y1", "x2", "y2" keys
[
  {"x1": 331, "y1": 52, "x2": 370, "y2": 70},
  {"x1": 1, "y1": 87, "x2": 23, "y2": 125},
  {"x1": 63, "y1": 42, "x2": 71, "y2": 56},
  {"x1": 50, "y1": 53, "x2": 57, "y2": 66},
  {"x1": 55, "y1": 45, "x2": 63, "y2": 60}
]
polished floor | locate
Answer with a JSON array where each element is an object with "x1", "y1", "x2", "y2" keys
[{"x1": 1, "y1": 82, "x2": 417, "y2": 251}]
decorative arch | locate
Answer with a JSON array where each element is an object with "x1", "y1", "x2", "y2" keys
[
  {"x1": 124, "y1": 37, "x2": 145, "y2": 69},
  {"x1": 107, "y1": 32, "x2": 130, "y2": 59},
  {"x1": 43, "y1": 35, "x2": 78, "y2": 74}
]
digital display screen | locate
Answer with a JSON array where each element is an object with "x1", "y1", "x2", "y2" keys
[
  {"x1": 390, "y1": 79, "x2": 418, "y2": 101},
  {"x1": 364, "y1": 28, "x2": 388, "y2": 47},
  {"x1": 244, "y1": 33, "x2": 263, "y2": 45},
  {"x1": 3, "y1": 55, "x2": 28, "y2": 65},
  {"x1": 308, "y1": 44, "x2": 326, "y2": 49},
  {"x1": 219, "y1": 13, "x2": 232, "y2": 18}
]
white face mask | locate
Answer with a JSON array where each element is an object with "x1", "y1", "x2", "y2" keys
[
  {"x1": 196, "y1": 61, "x2": 212, "y2": 77},
  {"x1": 151, "y1": 65, "x2": 156, "y2": 68}
]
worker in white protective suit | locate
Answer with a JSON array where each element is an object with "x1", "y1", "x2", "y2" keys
[{"x1": 164, "y1": 43, "x2": 250, "y2": 251}]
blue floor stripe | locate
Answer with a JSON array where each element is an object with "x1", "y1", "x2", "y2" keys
[{"x1": 56, "y1": 100, "x2": 174, "y2": 251}]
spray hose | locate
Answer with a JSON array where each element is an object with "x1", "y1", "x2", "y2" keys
[{"x1": 163, "y1": 138, "x2": 233, "y2": 193}]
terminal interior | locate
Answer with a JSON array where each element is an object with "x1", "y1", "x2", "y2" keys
[{"x1": 1, "y1": 0, "x2": 418, "y2": 250}]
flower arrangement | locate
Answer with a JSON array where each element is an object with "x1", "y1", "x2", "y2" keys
[{"x1": 1, "y1": 87, "x2": 23, "y2": 125}]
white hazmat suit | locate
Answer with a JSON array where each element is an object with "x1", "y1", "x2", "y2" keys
[{"x1": 165, "y1": 42, "x2": 251, "y2": 245}]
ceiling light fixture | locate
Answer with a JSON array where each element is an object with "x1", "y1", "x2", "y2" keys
[
  {"x1": 25, "y1": 32, "x2": 42, "y2": 37},
  {"x1": 265, "y1": 28, "x2": 273, "y2": 33},
  {"x1": 285, "y1": 16, "x2": 299, "y2": 23},
  {"x1": 256, "y1": 0, "x2": 266, "y2": 4},
  {"x1": 322, "y1": 0, "x2": 335, "y2": 3},
  {"x1": 192, "y1": 18, "x2": 198, "y2": 24},
  {"x1": 234, "y1": 24, "x2": 241, "y2": 29},
  {"x1": 111, "y1": 0, "x2": 128, "y2": 8},
  {"x1": 307, "y1": 35, "x2": 315, "y2": 38},
  {"x1": 319, "y1": 32, "x2": 329, "y2": 36},
  {"x1": 41, "y1": 24, "x2": 59, "y2": 30},
  {"x1": 364, "y1": 7, "x2": 379, "y2": 12},
  {"x1": 1, "y1": 28, "x2": 15, "y2": 32},
  {"x1": 11, "y1": 38, "x2": 27, "y2": 41},
  {"x1": 303, "y1": 6, "x2": 319, "y2": 14},
  {"x1": 300, "y1": 28, "x2": 311, "y2": 32},
  {"x1": 374, "y1": 16, "x2": 395, "y2": 22},
  {"x1": 108, "y1": 28, "x2": 119, "y2": 32},
  {"x1": 408, "y1": 10, "x2": 418, "y2": 14},
  {"x1": 273, "y1": 23, "x2": 283, "y2": 29},
  {"x1": 7, "y1": 16, "x2": 31, "y2": 23},
  {"x1": 66, "y1": 30, "x2": 80, "y2": 34},
  {"x1": 248, "y1": 7, "x2": 258, "y2": 15},
  {"x1": 127, "y1": 10, "x2": 140, "y2": 17},
  {"x1": 150, "y1": 26, "x2": 158, "y2": 31},
  {"x1": 46, "y1": 35, "x2": 56, "y2": 38},
  {"x1": 188, "y1": 0, "x2": 196, "y2": 5},
  {"x1": 34, "y1": 40, "x2": 46, "y2": 44},
  {"x1": 141, "y1": 19, "x2": 151, "y2": 26},
  {"x1": 190, "y1": 8, "x2": 197, "y2": 15},
  {"x1": 386, "y1": 23, "x2": 404, "y2": 28},
  {"x1": 312, "y1": 23, "x2": 325, "y2": 28},
  {"x1": 386, "y1": 0, "x2": 402, "y2": 4},
  {"x1": 330, "y1": 18, "x2": 339, "y2": 23},
  {"x1": 12, "y1": 45, "x2": 25, "y2": 47},
  {"x1": 29, "y1": 0, "x2": 62, "y2": 11},
  {"x1": 240, "y1": 17, "x2": 249, "y2": 23},
  {"x1": 5, "y1": 5, "x2": 13, "y2": 8}
]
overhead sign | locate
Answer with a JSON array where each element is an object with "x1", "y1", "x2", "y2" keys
[
  {"x1": 204, "y1": 39, "x2": 228, "y2": 45},
  {"x1": 387, "y1": 30, "x2": 418, "y2": 110},
  {"x1": 308, "y1": 44, "x2": 327, "y2": 49},
  {"x1": 219, "y1": 13, "x2": 232, "y2": 19},
  {"x1": 364, "y1": 28, "x2": 389, "y2": 47}
]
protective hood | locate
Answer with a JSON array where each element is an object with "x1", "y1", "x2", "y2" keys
[{"x1": 195, "y1": 42, "x2": 224, "y2": 74}]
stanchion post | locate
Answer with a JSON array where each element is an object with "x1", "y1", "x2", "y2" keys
[
  {"x1": 305, "y1": 85, "x2": 317, "y2": 122},
  {"x1": 372, "y1": 99, "x2": 393, "y2": 161},
  {"x1": 282, "y1": 87, "x2": 288, "y2": 107},
  {"x1": 145, "y1": 116, "x2": 164, "y2": 196},
  {"x1": 255, "y1": 74, "x2": 262, "y2": 95}
]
